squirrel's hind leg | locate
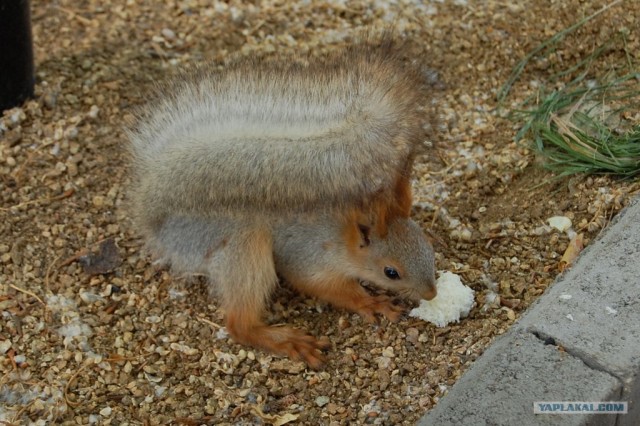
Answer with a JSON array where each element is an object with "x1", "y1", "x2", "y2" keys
[{"x1": 211, "y1": 226, "x2": 330, "y2": 368}]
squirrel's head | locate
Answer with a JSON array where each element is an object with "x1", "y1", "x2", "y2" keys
[{"x1": 353, "y1": 218, "x2": 437, "y2": 302}]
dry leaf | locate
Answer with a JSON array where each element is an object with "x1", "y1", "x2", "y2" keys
[
  {"x1": 79, "y1": 238, "x2": 122, "y2": 275},
  {"x1": 559, "y1": 233, "x2": 584, "y2": 271},
  {"x1": 250, "y1": 405, "x2": 300, "y2": 426}
]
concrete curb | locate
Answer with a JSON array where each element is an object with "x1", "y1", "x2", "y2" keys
[{"x1": 418, "y1": 196, "x2": 640, "y2": 426}]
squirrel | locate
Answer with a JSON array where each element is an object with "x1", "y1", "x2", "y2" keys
[
  {"x1": 128, "y1": 40, "x2": 435, "y2": 367},
  {"x1": 149, "y1": 212, "x2": 436, "y2": 368}
]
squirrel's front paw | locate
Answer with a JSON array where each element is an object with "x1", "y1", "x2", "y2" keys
[
  {"x1": 357, "y1": 295, "x2": 404, "y2": 323},
  {"x1": 273, "y1": 329, "x2": 332, "y2": 369},
  {"x1": 228, "y1": 322, "x2": 331, "y2": 369}
]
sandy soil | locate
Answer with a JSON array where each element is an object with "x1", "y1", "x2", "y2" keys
[{"x1": 1, "y1": 0, "x2": 639, "y2": 424}]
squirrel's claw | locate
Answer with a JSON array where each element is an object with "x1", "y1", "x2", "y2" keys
[
  {"x1": 357, "y1": 295, "x2": 404, "y2": 324},
  {"x1": 227, "y1": 321, "x2": 331, "y2": 369},
  {"x1": 286, "y1": 334, "x2": 331, "y2": 369}
]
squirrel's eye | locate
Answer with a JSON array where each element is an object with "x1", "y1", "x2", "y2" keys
[{"x1": 384, "y1": 267, "x2": 400, "y2": 280}]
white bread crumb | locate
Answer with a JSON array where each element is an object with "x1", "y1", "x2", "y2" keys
[{"x1": 409, "y1": 272, "x2": 475, "y2": 327}]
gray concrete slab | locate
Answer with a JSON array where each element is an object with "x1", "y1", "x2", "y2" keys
[
  {"x1": 418, "y1": 330, "x2": 621, "y2": 426},
  {"x1": 418, "y1": 196, "x2": 640, "y2": 426},
  {"x1": 518, "y1": 196, "x2": 640, "y2": 426}
]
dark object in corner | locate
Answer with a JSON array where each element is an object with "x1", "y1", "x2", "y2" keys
[{"x1": 0, "y1": 0, "x2": 35, "y2": 111}]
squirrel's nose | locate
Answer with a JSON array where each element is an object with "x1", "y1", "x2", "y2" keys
[{"x1": 422, "y1": 286, "x2": 437, "y2": 300}]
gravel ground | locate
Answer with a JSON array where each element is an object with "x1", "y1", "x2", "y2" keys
[{"x1": 1, "y1": 0, "x2": 639, "y2": 424}]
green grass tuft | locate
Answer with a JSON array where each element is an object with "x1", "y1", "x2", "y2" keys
[
  {"x1": 511, "y1": 73, "x2": 640, "y2": 177},
  {"x1": 502, "y1": 0, "x2": 640, "y2": 178}
]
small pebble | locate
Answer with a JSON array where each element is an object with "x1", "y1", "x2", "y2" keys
[
  {"x1": 381, "y1": 347, "x2": 394, "y2": 358},
  {"x1": 315, "y1": 396, "x2": 330, "y2": 407},
  {"x1": 88, "y1": 105, "x2": 100, "y2": 119},
  {"x1": 161, "y1": 28, "x2": 176, "y2": 39},
  {"x1": 406, "y1": 327, "x2": 419, "y2": 345},
  {"x1": 92, "y1": 195, "x2": 105, "y2": 207},
  {"x1": 43, "y1": 91, "x2": 58, "y2": 108},
  {"x1": 145, "y1": 315, "x2": 161, "y2": 324},
  {"x1": 548, "y1": 216, "x2": 572, "y2": 233}
]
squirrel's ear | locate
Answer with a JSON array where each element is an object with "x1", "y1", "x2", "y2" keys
[
  {"x1": 394, "y1": 174, "x2": 413, "y2": 218},
  {"x1": 357, "y1": 224, "x2": 371, "y2": 247}
]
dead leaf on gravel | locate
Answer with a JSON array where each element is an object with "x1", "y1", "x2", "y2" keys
[
  {"x1": 250, "y1": 405, "x2": 299, "y2": 426},
  {"x1": 559, "y1": 233, "x2": 584, "y2": 271},
  {"x1": 79, "y1": 238, "x2": 122, "y2": 275}
]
